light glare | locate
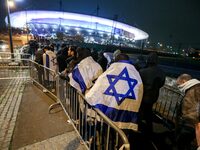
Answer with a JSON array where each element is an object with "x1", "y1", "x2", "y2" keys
[{"x1": 8, "y1": 1, "x2": 15, "y2": 7}]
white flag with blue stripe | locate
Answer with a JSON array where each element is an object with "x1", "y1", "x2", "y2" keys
[
  {"x1": 43, "y1": 50, "x2": 57, "y2": 81},
  {"x1": 85, "y1": 60, "x2": 143, "y2": 131},
  {"x1": 68, "y1": 56, "x2": 103, "y2": 93}
]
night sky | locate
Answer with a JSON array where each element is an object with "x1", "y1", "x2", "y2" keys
[{"x1": 0, "y1": 0, "x2": 200, "y2": 46}]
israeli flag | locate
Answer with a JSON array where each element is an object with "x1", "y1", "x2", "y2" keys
[
  {"x1": 85, "y1": 60, "x2": 143, "y2": 131},
  {"x1": 68, "y1": 56, "x2": 103, "y2": 93},
  {"x1": 43, "y1": 50, "x2": 57, "y2": 81}
]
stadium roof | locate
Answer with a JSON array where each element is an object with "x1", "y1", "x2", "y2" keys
[{"x1": 6, "y1": 10, "x2": 149, "y2": 40}]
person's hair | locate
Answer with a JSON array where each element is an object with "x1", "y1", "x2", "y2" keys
[
  {"x1": 69, "y1": 45, "x2": 77, "y2": 56},
  {"x1": 113, "y1": 49, "x2": 121, "y2": 57},
  {"x1": 61, "y1": 43, "x2": 67, "y2": 48},
  {"x1": 49, "y1": 44, "x2": 55, "y2": 51},
  {"x1": 76, "y1": 47, "x2": 91, "y2": 63},
  {"x1": 43, "y1": 46, "x2": 50, "y2": 52},
  {"x1": 60, "y1": 46, "x2": 69, "y2": 56},
  {"x1": 147, "y1": 52, "x2": 158, "y2": 65},
  {"x1": 177, "y1": 74, "x2": 192, "y2": 82},
  {"x1": 69, "y1": 45, "x2": 77, "y2": 52},
  {"x1": 115, "y1": 53, "x2": 129, "y2": 62}
]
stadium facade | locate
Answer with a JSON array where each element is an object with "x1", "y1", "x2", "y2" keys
[{"x1": 6, "y1": 10, "x2": 149, "y2": 47}]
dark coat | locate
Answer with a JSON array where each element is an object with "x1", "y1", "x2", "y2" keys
[
  {"x1": 178, "y1": 83, "x2": 200, "y2": 128},
  {"x1": 57, "y1": 53, "x2": 68, "y2": 72},
  {"x1": 35, "y1": 50, "x2": 44, "y2": 65},
  {"x1": 139, "y1": 65, "x2": 166, "y2": 105},
  {"x1": 97, "y1": 56, "x2": 108, "y2": 71}
]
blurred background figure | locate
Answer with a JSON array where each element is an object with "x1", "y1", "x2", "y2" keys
[
  {"x1": 34, "y1": 46, "x2": 47, "y2": 85},
  {"x1": 28, "y1": 40, "x2": 39, "y2": 59},
  {"x1": 112, "y1": 49, "x2": 121, "y2": 61},
  {"x1": 91, "y1": 48, "x2": 99, "y2": 61},
  {"x1": 56, "y1": 46, "x2": 69, "y2": 73},
  {"x1": 97, "y1": 50, "x2": 108, "y2": 71},
  {"x1": 135, "y1": 55, "x2": 147, "y2": 70},
  {"x1": 139, "y1": 52, "x2": 166, "y2": 138}
]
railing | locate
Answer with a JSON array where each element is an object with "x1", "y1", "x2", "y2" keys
[
  {"x1": 153, "y1": 85, "x2": 183, "y2": 130},
  {"x1": 29, "y1": 61, "x2": 130, "y2": 149},
  {"x1": 29, "y1": 60, "x2": 57, "y2": 96},
  {"x1": 0, "y1": 53, "x2": 130, "y2": 150},
  {"x1": 0, "y1": 52, "x2": 186, "y2": 149},
  {"x1": 0, "y1": 52, "x2": 31, "y2": 63},
  {"x1": 0, "y1": 52, "x2": 31, "y2": 79},
  {"x1": 53, "y1": 74, "x2": 130, "y2": 150}
]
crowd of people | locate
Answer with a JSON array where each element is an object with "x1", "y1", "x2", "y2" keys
[{"x1": 32, "y1": 41, "x2": 200, "y2": 150}]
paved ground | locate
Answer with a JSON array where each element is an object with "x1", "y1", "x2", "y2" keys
[
  {"x1": 0, "y1": 79, "x2": 87, "y2": 150},
  {"x1": 0, "y1": 71, "x2": 180, "y2": 150},
  {"x1": 0, "y1": 79, "x2": 25, "y2": 150}
]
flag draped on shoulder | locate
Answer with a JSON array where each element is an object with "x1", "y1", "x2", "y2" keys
[
  {"x1": 85, "y1": 60, "x2": 143, "y2": 131},
  {"x1": 68, "y1": 56, "x2": 103, "y2": 93},
  {"x1": 43, "y1": 50, "x2": 57, "y2": 81}
]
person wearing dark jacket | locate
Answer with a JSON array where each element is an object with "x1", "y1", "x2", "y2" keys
[
  {"x1": 97, "y1": 51, "x2": 108, "y2": 71},
  {"x1": 65, "y1": 45, "x2": 77, "y2": 73},
  {"x1": 139, "y1": 52, "x2": 166, "y2": 137},
  {"x1": 56, "y1": 46, "x2": 69, "y2": 72},
  {"x1": 35, "y1": 47, "x2": 45, "y2": 65}
]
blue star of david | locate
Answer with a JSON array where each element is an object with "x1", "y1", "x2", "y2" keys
[{"x1": 104, "y1": 67, "x2": 138, "y2": 105}]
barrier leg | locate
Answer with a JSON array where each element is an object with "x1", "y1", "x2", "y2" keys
[{"x1": 48, "y1": 102, "x2": 61, "y2": 113}]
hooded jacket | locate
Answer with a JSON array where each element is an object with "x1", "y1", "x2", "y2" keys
[{"x1": 178, "y1": 80, "x2": 200, "y2": 128}]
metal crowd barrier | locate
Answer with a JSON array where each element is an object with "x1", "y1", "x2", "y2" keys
[
  {"x1": 1, "y1": 52, "x2": 186, "y2": 149},
  {"x1": 29, "y1": 60, "x2": 57, "y2": 96},
  {"x1": 0, "y1": 53, "x2": 130, "y2": 150},
  {"x1": 30, "y1": 62, "x2": 130, "y2": 150},
  {"x1": 153, "y1": 85, "x2": 183, "y2": 130},
  {"x1": 0, "y1": 52, "x2": 31, "y2": 63},
  {"x1": 50, "y1": 75, "x2": 130, "y2": 150},
  {"x1": 0, "y1": 52, "x2": 31, "y2": 79}
]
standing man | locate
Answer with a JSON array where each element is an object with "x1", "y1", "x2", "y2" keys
[
  {"x1": 139, "y1": 52, "x2": 166, "y2": 137},
  {"x1": 35, "y1": 46, "x2": 47, "y2": 85},
  {"x1": 176, "y1": 74, "x2": 200, "y2": 150}
]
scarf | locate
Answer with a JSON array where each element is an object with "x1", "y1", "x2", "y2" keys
[{"x1": 178, "y1": 79, "x2": 200, "y2": 93}]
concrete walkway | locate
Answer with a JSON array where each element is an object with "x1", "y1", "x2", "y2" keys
[
  {"x1": 0, "y1": 79, "x2": 87, "y2": 150},
  {"x1": 0, "y1": 79, "x2": 25, "y2": 150}
]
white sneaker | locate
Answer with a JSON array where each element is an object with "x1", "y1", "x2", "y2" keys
[
  {"x1": 67, "y1": 119, "x2": 72, "y2": 123},
  {"x1": 43, "y1": 89, "x2": 48, "y2": 93}
]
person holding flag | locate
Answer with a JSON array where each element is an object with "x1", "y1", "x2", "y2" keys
[{"x1": 85, "y1": 53, "x2": 143, "y2": 131}]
